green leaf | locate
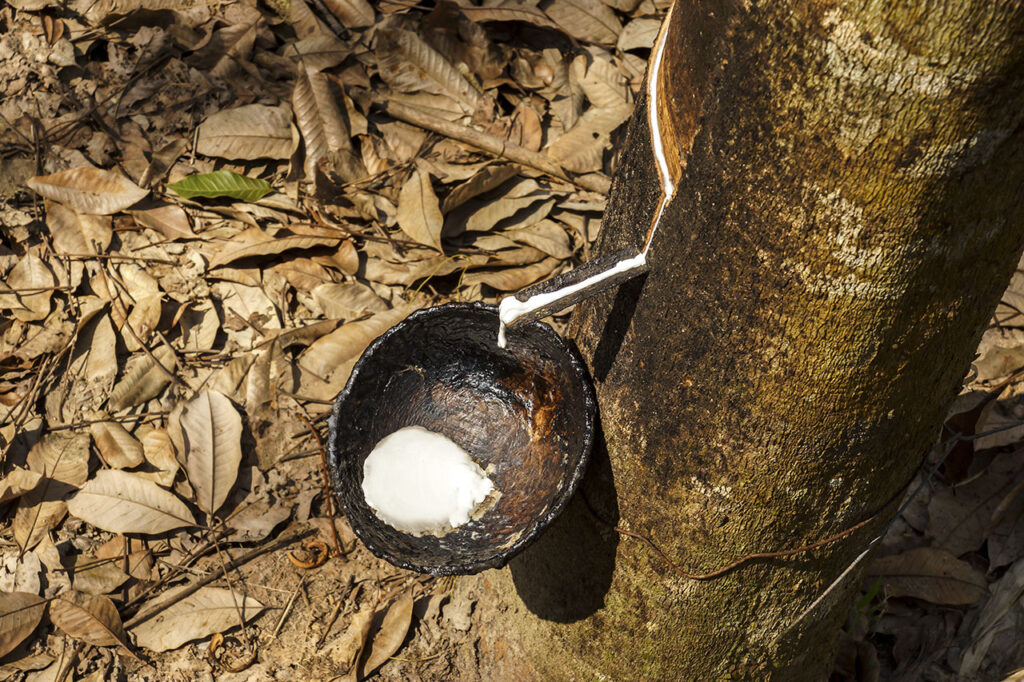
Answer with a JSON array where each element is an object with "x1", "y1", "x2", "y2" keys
[{"x1": 167, "y1": 171, "x2": 272, "y2": 202}]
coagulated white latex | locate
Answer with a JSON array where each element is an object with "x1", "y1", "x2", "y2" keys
[{"x1": 361, "y1": 426, "x2": 494, "y2": 535}]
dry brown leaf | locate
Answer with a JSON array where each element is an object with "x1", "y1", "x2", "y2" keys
[
  {"x1": 123, "y1": 293, "x2": 161, "y2": 353},
  {"x1": 542, "y1": 0, "x2": 621, "y2": 44},
  {"x1": 297, "y1": 306, "x2": 414, "y2": 401},
  {"x1": 293, "y1": 67, "x2": 363, "y2": 182},
  {"x1": 139, "y1": 429, "x2": 179, "y2": 488},
  {"x1": 84, "y1": 313, "x2": 118, "y2": 398},
  {"x1": 50, "y1": 591, "x2": 134, "y2": 655},
  {"x1": 0, "y1": 255, "x2": 56, "y2": 322},
  {"x1": 461, "y1": 257, "x2": 560, "y2": 290},
  {"x1": 26, "y1": 167, "x2": 148, "y2": 215},
  {"x1": 13, "y1": 491, "x2": 66, "y2": 553},
  {"x1": 179, "y1": 302, "x2": 220, "y2": 352},
  {"x1": 458, "y1": 4, "x2": 564, "y2": 32},
  {"x1": 106, "y1": 344, "x2": 176, "y2": 413},
  {"x1": 197, "y1": 104, "x2": 297, "y2": 161},
  {"x1": 449, "y1": 194, "x2": 550, "y2": 236},
  {"x1": 289, "y1": 0, "x2": 330, "y2": 38},
  {"x1": 359, "y1": 595, "x2": 414, "y2": 679},
  {"x1": 94, "y1": 539, "x2": 154, "y2": 582},
  {"x1": 72, "y1": 555, "x2": 130, "y2": 596},
  {"x1": 928, "y1": 453, "x2": 1020, "y2": 557},
  {"x1": 397, "y1": 168, "x2": 444, "y2": 252},
  {"x1": 90, "y1": 421, "x2": 145, "y2": 469},
  {"x1": 328, "y1": 607, "x2": 373, "y2": 674},
  {"x1": 130, "y1": 203, "x2": 195, "y2": 240},
  {"x1": 321, "y1": 0, "x2": 374, "y2": 28},
  {"x1": 617, "y1": 17, "x2": 661, "y2": 51},
  {"x1": 503, "y1": 219, "x2": 573, "y2": 258},
  {"x1": 959, "y1": 559, "x2": 1024, "y2": 676},
  {"x1": 0, "y1": 592, "x2": 46, "y2": 659},
  {"x1": 130, "y1": 586, "x2": 264, "y2": 652},
  {"x1": 209, "y1": 234, "x2": 340, "y2": 269},
  {"x1": 869, "y1": 547, "x2": 987, "y2": 606},
  {"x1": 546, "y1": 105, "x2": 629, "y2": 173},
  {"x1": 577, "y1": 55, "x2": 632, "y2": 112},
  {"x1": 26, "y1": 431, "x2": 90, "y2": 487},
  {"x1": 66, "y1": 470, "x2": 195, "y2": 534},
  {"x1": 179, "y1": 390, "x2": 242, "y2": 516},
  {"x1": 441, "y1": 165, "x2": 519, "y2": 214},
  {"x1": 284, "y1": 34, "x2": 351, "y2": 72},
  {"x1": 0, "y1": 468, "x2": 43, "y2": 504},
  {"x1": 46, "y1": 201, "x2": 113, "y2": 254},
  {"x1": 310, "y1": 282, "x2": 389, "y2": 319},
  {"x1": 376, "y1": 28, "x2": 483, "y2": 111}
]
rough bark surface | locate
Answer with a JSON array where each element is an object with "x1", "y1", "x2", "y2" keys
[{"x1": 480, "y1": 1, "x2": 1024, "y2": 679}]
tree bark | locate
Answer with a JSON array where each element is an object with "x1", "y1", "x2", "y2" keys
[{"x1": 478, "y1": 1, "x2": 1024, "y2": 679}]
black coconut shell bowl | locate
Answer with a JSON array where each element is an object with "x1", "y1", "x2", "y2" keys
[{"x1": 327, "y1": 302, "x2": 596, "y2": 575}]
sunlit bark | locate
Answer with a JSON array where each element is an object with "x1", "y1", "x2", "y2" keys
[{"x1": 479, "y1": 1, "x2": 1024, "y2": 679}]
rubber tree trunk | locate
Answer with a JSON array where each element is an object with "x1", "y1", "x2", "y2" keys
[{"x1": 478, "y1": 1, "x2": 1024, "y2": 679}]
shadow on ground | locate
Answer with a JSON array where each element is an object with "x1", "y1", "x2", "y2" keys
[{"x1": 508, "y1": 416, "x2": 620, "y2": 623}]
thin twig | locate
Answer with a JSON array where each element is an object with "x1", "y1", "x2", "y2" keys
[
  {"x1": 122, "y1": 529, "x2": 231, "y2": 611},
  {"x1": 315, "y1": 596, "x2": 345, "y2": 648},
  {"x1": 54, "y1": 641, "x2": 86, "y2": 682},
  {"x1": 47, "y1": 412, "x2": 167, "y2": 431},
  {"x1": 272, "y1": 577, "x2": 306, "y2": 640},
  {"x1": 209, "y1": 532, "x2": 253, "y2": 647},
  {"x1": 125, "y1": 530, "x2": 314, "y2": 629},
  {"x1": 298, "y1": 413, "x2": 345, "y2": 559},
  {"x1": 59, "y1": 253, "x2": 177, "y2": 264},
  {"x1": 379, "y1": 100, "x2": 611, "y2": 195},
  {"x1": 0, "y1": 285, "x2": 77, "y2": 294}
]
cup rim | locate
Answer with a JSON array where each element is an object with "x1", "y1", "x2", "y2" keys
[{"x1": 327, "y1": 301, "x2": 596, "y2": 575}]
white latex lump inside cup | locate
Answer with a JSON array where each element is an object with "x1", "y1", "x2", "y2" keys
[{"x1": 361, "y1": 426, "x2": 495, "y2": 536}]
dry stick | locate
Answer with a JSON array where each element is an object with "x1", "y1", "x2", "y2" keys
[
  {"x1": 315, "y1": 591, "x2": 347, "y2": 648},
  {"x1": 1, "y1": 285, "x2": 78, "y2": 294},
  {"x1": 379, "y1": 101, "x2": 612, "y2": 196},
  {"x1": 209, "y1": 532, "x2": 254, "y2": 648},
  {"x1": 47, "y1": 412, "x2": 167, "y2": 431},
  {"x1": 121, "y1": 528, "x2": 233, "y2": 612},
  {"x1": 125, "y1": 530, "x2": 314, "y2": 629},
  {"x1": 298, "y1": 413, "x2": 345, "y2": 559},
  {"x1": 60, "y1": 253, "x2": 177, "y2": 265},
  {"x1": 272, "y1": 577, "x2": 306, "y2": 640},
  {"x1": 54, "y1": 640, "x2": 87, "y2": 682}
]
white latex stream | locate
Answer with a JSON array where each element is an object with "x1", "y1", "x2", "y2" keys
[{"x1": 496, "y1": 6, "x2": 676, "y2": 349}]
